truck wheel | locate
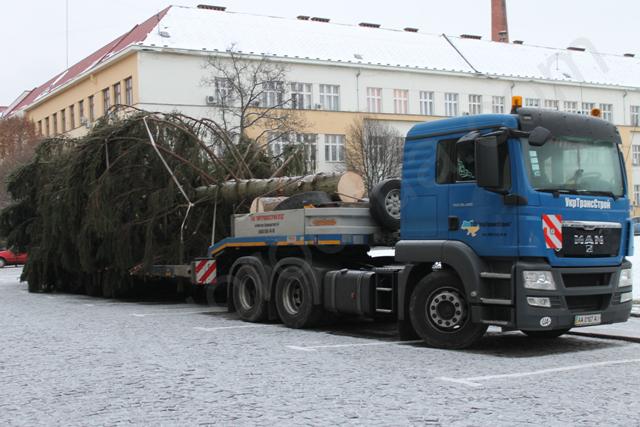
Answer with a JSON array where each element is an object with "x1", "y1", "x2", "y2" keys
[
  {"x1": 409, "y1": 271, "x2": 487, "y2": 349},
  {"x1": 0, "y1": 258, "x2": 5, "y2": 268},
  {"x1": 369, "y1": 179, "x2": 401, "y2": 231},
  {"x1": 523, "y1": 329, "x2": 571, "y2": 339},
  {"x1": 275, "y1": 264, "x2": 322, "y2": 328},
  {"x1": 232, "y1": 264, "x2": 268, "y2": 322}
]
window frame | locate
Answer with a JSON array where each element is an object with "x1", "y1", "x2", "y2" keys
[
  {"x1": 419, "y1": 91, "x2": 434, "y2": 115},
  {"x1": 366, "y1": 87, "x2": 383, "y2": 113}
]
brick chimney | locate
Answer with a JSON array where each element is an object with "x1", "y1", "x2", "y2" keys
[{"x1": 491, "y1": 0, "x2": 509, "y2": 43}]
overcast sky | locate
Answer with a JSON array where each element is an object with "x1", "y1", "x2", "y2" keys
[{"x1": 1, "y1": 0, "x2": 638, "y2": 105}]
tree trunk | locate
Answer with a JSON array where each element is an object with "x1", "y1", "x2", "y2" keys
[{"x1": 196, "y1": 172, "x2": 366, "y2": 204}]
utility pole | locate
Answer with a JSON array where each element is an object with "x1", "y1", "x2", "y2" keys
[{"x1": 66, "y1": 0, "x2": 69, "y2": 69}]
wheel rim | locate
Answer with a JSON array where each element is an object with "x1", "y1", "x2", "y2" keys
[
  {"x1": 238, "y1": 275, "x2": 257, "y2": 310},
  {"x1": 282, "y1": 278, "x2": 304, "y2": 315},
  {"x1": 384, "y1": 189, "x2": 401, "y2": 219},
  {"x1": 426, "y1": 287, "x2": 467, "y2": 332}
]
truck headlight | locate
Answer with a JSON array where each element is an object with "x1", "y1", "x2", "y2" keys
[
  {"x1": 523, "y1": 271, "x2": 556, "y2": 290},
  {"x1": 618, "y1": 268, "x2": 632, "y2": 289},
  {"x1": 620, "y1": 292, "x2": 633, "y2": 303}
]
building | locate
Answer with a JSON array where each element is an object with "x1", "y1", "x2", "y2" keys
[{"x1": 5, "y1": 5, "x2": 640, "y2": 208}]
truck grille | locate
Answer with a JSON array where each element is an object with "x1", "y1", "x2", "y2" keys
[
  {"x1": 559, "y1": 225, "x2": 621, "y2": 258},
  {"x1": 565, "y1": 295, "x2": 607, "y2": 311},
  {"x1": 562, "y1": 273, "x2": 611, "y2": 288}
]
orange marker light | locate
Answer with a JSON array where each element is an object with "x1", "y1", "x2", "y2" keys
[
  {"x1": 591, "y1": 108, "x2": 602, "y2": 118},
  {"x1": 511, "y1": 96, "x2": 523, "y2": 112}
]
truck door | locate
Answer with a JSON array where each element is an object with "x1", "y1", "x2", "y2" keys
[{"x1": 446, "y1": 137, "x2": 519, "y2": 257}]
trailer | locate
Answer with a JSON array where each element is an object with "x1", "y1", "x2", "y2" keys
[{"x1": 160, "y1": 100, "x2": 634, "y2": 349}]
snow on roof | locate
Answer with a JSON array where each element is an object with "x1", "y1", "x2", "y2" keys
[
  {"x1": 142, "y1": 6, "x2": 640, "y2": 89},
  {"x1": 449, "y1": 36, "x2": 640, "y2": 88},
  {"x1": 144, "y1": 6, "x2": 473, "y2": 74}
]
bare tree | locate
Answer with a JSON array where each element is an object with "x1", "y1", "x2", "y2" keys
[
  {"x1": 201, "y1": 47, "x2": 307, "y2": 178},
  {"x1": 346, "y1": 117, "x2": 404, "y2": 191},
  {"x1": 0, "y1": 116, "x2": 39, "y2": 209}
]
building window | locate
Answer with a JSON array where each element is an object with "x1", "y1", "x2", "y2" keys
[
  {"x1": 468, "y1": 95, "x2": 482, "y2": 115},
  {"x1": 492, "y1": 96, "x2": 505, "y2": 114},
  {"x1": 125, "y1": 77, "x2": 133, "y2": 105},
  {"x1": 45, "y1": 117, "x2": 50, "y2": 136},
  {"x1": 114, "y1": 82, "x2": 122, "y2": 105},
  {"x1": 319, "y1": 84, "x2": 340, "y2": 111},
  {"x1": 214, "y1": 78, "x2": 232, "y2": 105},
  {"x1": 393, "y1": 89, "x2": 409, "y2": 114},
  {"x1": 290, "y1": 82, "x2": 312, "y2": 110},
  {"x1": 52, "y1": 113, "x2": 58, "y2": 135},
  {"x1": 103, "y1": 88, "x2": 111, "y2": 114},
  {"x1": 270, "y1": 133, "x2": 317, "y2": 168},
  {"x1": 325, "y1": 134, "x2": 345, "y2": 162},
  {"x1": 564, "y1": 101, "x2": 578, "y2": 114},
  {"x1": 581, "y1": 102, "x2": 595, "y2": 115},
  {"x1": 262, "y1": 81, "x2": 284, "y2": 108},
  {"x1": 37, "y1": 121, "x2": 42, "y2": 135},
  {"x1": 631, "y1": 106, "x2": 640, "y2": 127},
  {"x1": 599, "y1": 104, "x2": 613, "y2": 122},
  {"x1": 525, "y1": 98, "x2": 540, "y2": 108},
  {"x1": 419, "y1": 91, "x2": 434, "y2": 115},
  {"x1": 79, "y1": 100, "x2": 85, "y2": 123},
  {"x1": 633, "y1": 145, "x2": 640, "y2": 166},
  {"x1": 444, "y1": 93, "x2": 459, "y2": 116},
  {"x1": 635, "y1": 185, "x2": 640, "y2": 206},
  {"x1": 88, "y1": 95, "x2": 95, "y2": 122},
  {"x1": 69, "y1": 105, "x2": 75, "y2": 129},
  {"x1": 544, "y1": 100, "x2": 559, "y2": 110},
  {"x1": 367, "y1": 87, "x2": 382, "y2": 113},
  {"x1": 60, "y1": 109, "x2": 66, "y2": 132}
]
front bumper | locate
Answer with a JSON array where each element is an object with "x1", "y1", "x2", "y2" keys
[{"x1": 513, "y1": 260, "x2": 632, "y2": 331}]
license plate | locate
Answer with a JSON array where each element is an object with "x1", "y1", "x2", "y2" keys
[{"x1": 574, "y1": 313, "x2": 601, "y2": 326}]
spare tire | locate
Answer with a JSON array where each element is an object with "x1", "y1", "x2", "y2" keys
[
  {"x1": 274, "y1": 191, "x2": 333, "y2": 211},
  {"x1": 369, "y1": 179, "x2": 401, "y2": 231}
]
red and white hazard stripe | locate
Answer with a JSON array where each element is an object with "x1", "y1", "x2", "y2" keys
[
  {"x1": 542, "y1": 214, "x2": 563, "y2": 250},
  {"x1": 194, "y1": 259, "x2": 217, "y2": 285}
]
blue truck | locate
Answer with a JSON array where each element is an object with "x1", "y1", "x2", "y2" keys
[{"x1": 187, "y1": 100, "x2": 634, "y2": 349}]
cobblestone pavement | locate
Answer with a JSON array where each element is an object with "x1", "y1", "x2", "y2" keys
[{"x1": 1, "y1": 267, "x2": 639, "y2": 426}]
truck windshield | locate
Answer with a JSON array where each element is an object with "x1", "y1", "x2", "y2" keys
[{"x1": 521, "y1": 137, "x2": 624, "y2": 197}]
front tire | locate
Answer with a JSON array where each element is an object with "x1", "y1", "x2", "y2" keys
[
  {"x1": 409, "y1": 271, "x2": 487, "y2": 349},
  {"x1": 523, "y1": 329, "x2": 571, "y2": 339},
  {"x1": 232, "y1": 264, "x2": 268, "y2": 323},
  {"x1": 275, "y1": 264, "x2": 322, "y2": 328},
  {"x1": 0, "y1": 258, "x2": 5, "y2": 268}
]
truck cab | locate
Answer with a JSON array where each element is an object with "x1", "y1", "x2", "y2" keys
[{"x1": 396, "y1": 106, "x2": 633, "y2": 347}]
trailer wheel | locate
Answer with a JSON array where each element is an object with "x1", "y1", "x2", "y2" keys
[
  {"x1": 275, "y1": 264, "x2": 322, "y2": 328},
  {"x1": 409, "y1": 270, "x2": 487, "y2": 349},
  {"x1": 523, "y1": 329, "x2": 571, "y2": 339},
  {"x1": 369, "y1": 179, "x2": 401, "y2": 231},
  {"x1": 232, "y1": 264, "x2": 268, "y2": 323}
]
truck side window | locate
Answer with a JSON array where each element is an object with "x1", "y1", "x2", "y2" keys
[
  {"x1": 436, "y1": 140, "x2": 456, "y2": 184},
  {"x1": 456, "y1": 140, "x2": 475, "y2": 182}
]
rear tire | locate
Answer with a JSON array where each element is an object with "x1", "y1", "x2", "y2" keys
[
  {"x1": 232, "y1": 264, "x2": 268, "y2": 323},
  {"x1": 275, "y1": 264, "x2": 322, "y2": 328},
  {"x1": 523, "y1": 329, "x2": 570, "y2": 339},
  {"x1": 409, "y1": 270, "x2": 487, "y2": 349}
]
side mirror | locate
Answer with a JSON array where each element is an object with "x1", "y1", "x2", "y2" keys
[
  {"x1": 475, "y1": 136, "x2": 502, "y2": 189},
  {"x1": 528, "y1": 126, "x2": 552, "y2": 146}
]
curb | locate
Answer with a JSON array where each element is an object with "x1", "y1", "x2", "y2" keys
[{"x1": 568, "y1": 331, "x2": 640, "y2": 344}]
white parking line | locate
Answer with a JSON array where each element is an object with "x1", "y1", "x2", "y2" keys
[
  {"x1": 131, "y1": 308, "x2": 226, "y2": 317},
  {"x1": 438, "y1": 358, "x2": 640, "y2": 387},
  {"x1": 287, "y1": 340, "x2": 423, "y2": 352},
  {"x1": 194, "y1": 325, "x2": 272, "y2": 332}
]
